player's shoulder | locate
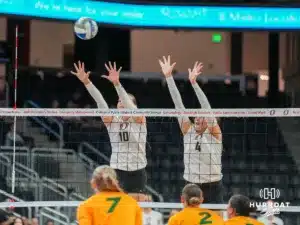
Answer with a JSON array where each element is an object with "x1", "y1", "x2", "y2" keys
[
  {"x1": 224, "y1": 216, "x2": 263, "y2": 225},
  {"x1": 78, "y1": 194, "x2": 95, "y2": 210},
  {"x1": 167, "y1": 212, "x2": 180, "y2": 225},
  {"x1": 199, "y1": 208, "x2": 222, "y2": 216},
  {"x1": 168, "y1": 209, "x2": 184, "y2": 221},
  {"x1": 81, "y1": 192, "x2": 135, "y2": 205}
]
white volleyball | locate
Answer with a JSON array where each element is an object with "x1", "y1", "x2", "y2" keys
[{"x1": 74, "y1": 17, "x2": 98, "y2": 40}]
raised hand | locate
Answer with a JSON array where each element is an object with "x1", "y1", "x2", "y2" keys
[
  {"x1": 101, "y1": 61, "x2": 122, "y2": 85},
  {"x1": 158, "y1": 55, "x2": 176, "y2": 77},
  {"x1": 71, "y1": 61, "x2": 91, "y2": 85},
  {"x1": 188, "y1": 61, "x2": 203, "y2": 84}
]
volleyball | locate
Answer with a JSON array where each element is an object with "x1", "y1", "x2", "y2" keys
[{"x1": 74, "y1": 17, "x2": 98, "y2": 40}]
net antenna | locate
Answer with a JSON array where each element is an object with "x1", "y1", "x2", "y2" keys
[{"x1": 12, "y1": 25, "x2": 19, "y2": 194}]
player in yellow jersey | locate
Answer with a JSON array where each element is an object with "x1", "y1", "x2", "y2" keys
[
  {"x1": 77, "y1": 165, "x2": 142, "y2": 225},
  {"x1": 168, "y1": 184, "x2": 224, "y2": 225},
  {"x1": 225, "y1": 194, "x2": 263, "y2": 225}
]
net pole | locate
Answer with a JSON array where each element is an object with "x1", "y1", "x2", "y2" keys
[{"x1": 11, "y1": 25, "x2": 19, "y2": 194}]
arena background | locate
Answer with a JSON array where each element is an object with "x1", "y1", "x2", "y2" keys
[{"x1": 0, "y1": 1, "x2": 300, "y2": 225}]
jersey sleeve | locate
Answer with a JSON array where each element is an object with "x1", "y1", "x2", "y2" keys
[
  {"x1": 135, "y1": 204, "x2": 143, "y2": 225},
  {"x1": 77, "y1": 203, "x2": 92, "y2": 225},
  {"x1": 158, "y1": 212, "x2": 164, "y2": 225},
  {"x1": 167, "y1": 215, "x2": 177, "y2": 225}
]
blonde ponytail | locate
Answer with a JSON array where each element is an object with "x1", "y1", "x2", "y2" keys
[{"x1": 92, "y1": 166, "x2": 123, "y2": 192}]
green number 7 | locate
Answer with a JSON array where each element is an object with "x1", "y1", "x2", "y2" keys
[
  {"x1": 199, "y1": 212, "x2": 212, "y2": 224},
  {"x1": 106, "y1": 197, "x2": 121, "y2": 213}
]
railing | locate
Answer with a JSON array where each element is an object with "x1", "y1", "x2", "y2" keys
[
  {"x1": 23, "y1": 100, "x2": 64, "y2": 148},
  {"x1": 0, "y1": 146, "x2": 30, "y2": 167},
  {"x1": 40, "y1": 177, "x2": 68, "y2": 212},
  {"x1": 78, "y1": 142, "x2": 109, "y2": 162},
  {"x1": 31, "y1": 148, "x2": 91, "y2": 196},
  {"x1": 3, "y1": 159, "x2": 40, "y2": 200},
  {"x1": 69, "y1": 193, "x2": 86, "y2": 201},
  {"x1": 0, "y1": 154, "x2": 10, "y2": 177},
  {"x1": 78, "y1": 142, "x2": 164, "y2": 202},
  {"x1": 78, "y1": 152, "x2": 97, "y2": 171},
  {"x1": 0, "y1": 189, "x2": 32, "y2": 219},
  {"x1": 40, "y1": 207, "x2": 70, "y2": 225}
]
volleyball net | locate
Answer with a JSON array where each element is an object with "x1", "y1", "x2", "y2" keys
[{"x1": 0, "y1": 108, "x2": 299, "y2": 224}]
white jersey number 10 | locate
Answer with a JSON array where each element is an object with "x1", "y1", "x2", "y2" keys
[{"x1": 119, "y1": 132, "x2": 129, "y2": 142}]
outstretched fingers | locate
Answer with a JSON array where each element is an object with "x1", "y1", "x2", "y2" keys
[
  {"x1": 193, "y1": 61, "x2": 199, "y2": 70},
  {"x1": 167, "y1": 55, "x2": 171, "y2": 64},
  {"x1": 108, "y1": 61, "x2": 114, "y2": 71},
  {"x1": 73, "y1": 63, "x2": 79, "y2": 72},
  {"x1": 105, "y1": 61, "x2": 119, "y2": 72},
  {"x1": 171, "y1": 62, "x2": 176, "y2": 69},
  {"x1": 104, "y1": 63, "x2": 110, "y2": 72},
  {"x1": 101, "y1": 75, "x2": 110, "y2": 81},
  {"x1": 163, "y1": 56, "x2": 167, "y2": 64},
  {"x1": 158, "y1": 59, "x2": 164, "y2": 68},
  {"x1": 197, "y1": 62, "x2": 203, "y2": 70}
]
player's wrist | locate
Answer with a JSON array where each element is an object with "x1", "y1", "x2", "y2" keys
[
  {"x1": 113, "y1": 80, "x2": 121, "y2": 86},
  {"x1": 190, "y1": 80, "x2": 197, "y2": 85},
  {"x1": 164, "y1": 72, "x2": 173, "y2": 77},
  {"x1": 83, "y1": 79, "x2": 91, "y2": 86},
  {"x1": 165, "y1": 76, "x2": 174, "y2": 81}
]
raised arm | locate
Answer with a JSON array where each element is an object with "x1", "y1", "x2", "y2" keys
[
  {"x1": 102, "y1": 62, "x2": 145, "y2": 124},
  {"x1": 71, "y1": 61, "x2": 113, "y2": 124},
  {"x1": 158, "y1": 56, "x2": 191, "y2": 135},
  {"x1": 188, "y1": 62, "x2": 222, "y2": 140}
]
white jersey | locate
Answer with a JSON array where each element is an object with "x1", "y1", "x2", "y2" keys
[
  {"x1": 257, "y1": 216, "x2": 284, "y2": 225},
  {"x1": 183, "y1": 126, "x2": 222, "y2": 183},
  {"x1": 106, "y1": 116, "x2": 147, "y2": 171},
  {"x1": 143, "y1": 210, "x2": 164, "y2": 225}
]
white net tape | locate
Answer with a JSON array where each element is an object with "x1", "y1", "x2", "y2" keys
[
  {"x1": 0, "y1": 108, "x2": 299, "y2": 117},
  {"x1": 0, "y1": 201, "x2": 299, "y2": 212},
  {"x1": 1, "y1": 107, "x2": 300, "y2": 224}
]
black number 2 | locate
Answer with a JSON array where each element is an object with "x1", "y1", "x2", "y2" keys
[
  {"x1": 195, "y1": 142, "x2": 201, "y2": 152},
  {"x1": 119, "y1": 132, "x2": 129, "y2": 142},
  {"x1": 199, "y1": 212, "x2": 212, "y2": 224}
]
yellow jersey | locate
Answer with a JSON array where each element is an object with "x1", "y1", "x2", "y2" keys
[
  {"x1": 77, "y1": 191, "x2": 142, "y2": 225},
  {"x1": 224, "y1": 216, "x2": 264, "y2": 225},
  {"x1": 168, "y1": 207, "x2": 224, "y2": 225}
]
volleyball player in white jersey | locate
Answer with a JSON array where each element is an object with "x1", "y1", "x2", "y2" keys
[
  {"x1": 71, "y1": 61, "x2": 147, "y2": 196},
  {"x1": 159, "y1": 56, "x2": 223, "y2": 203}
]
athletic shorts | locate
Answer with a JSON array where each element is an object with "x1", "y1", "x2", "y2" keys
[
  {"x1": 115, "y1": 168, "x2": 147, "y2": 193},
  {"x1": 185, "y1": 180, "x2": 224, "y2": 203}
]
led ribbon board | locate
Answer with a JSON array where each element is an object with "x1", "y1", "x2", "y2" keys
[{"x1": 0, "y1": 0, "x2": 299, "y2": 29}]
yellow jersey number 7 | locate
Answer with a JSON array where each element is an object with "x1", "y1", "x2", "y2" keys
[{"x1": 106, "y1": 197, "x2": 121, "y2": 213}]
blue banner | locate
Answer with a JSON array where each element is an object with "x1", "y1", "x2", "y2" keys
[{"x1": 0, "y1": 0, "x2": 299, "y2": 29}]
